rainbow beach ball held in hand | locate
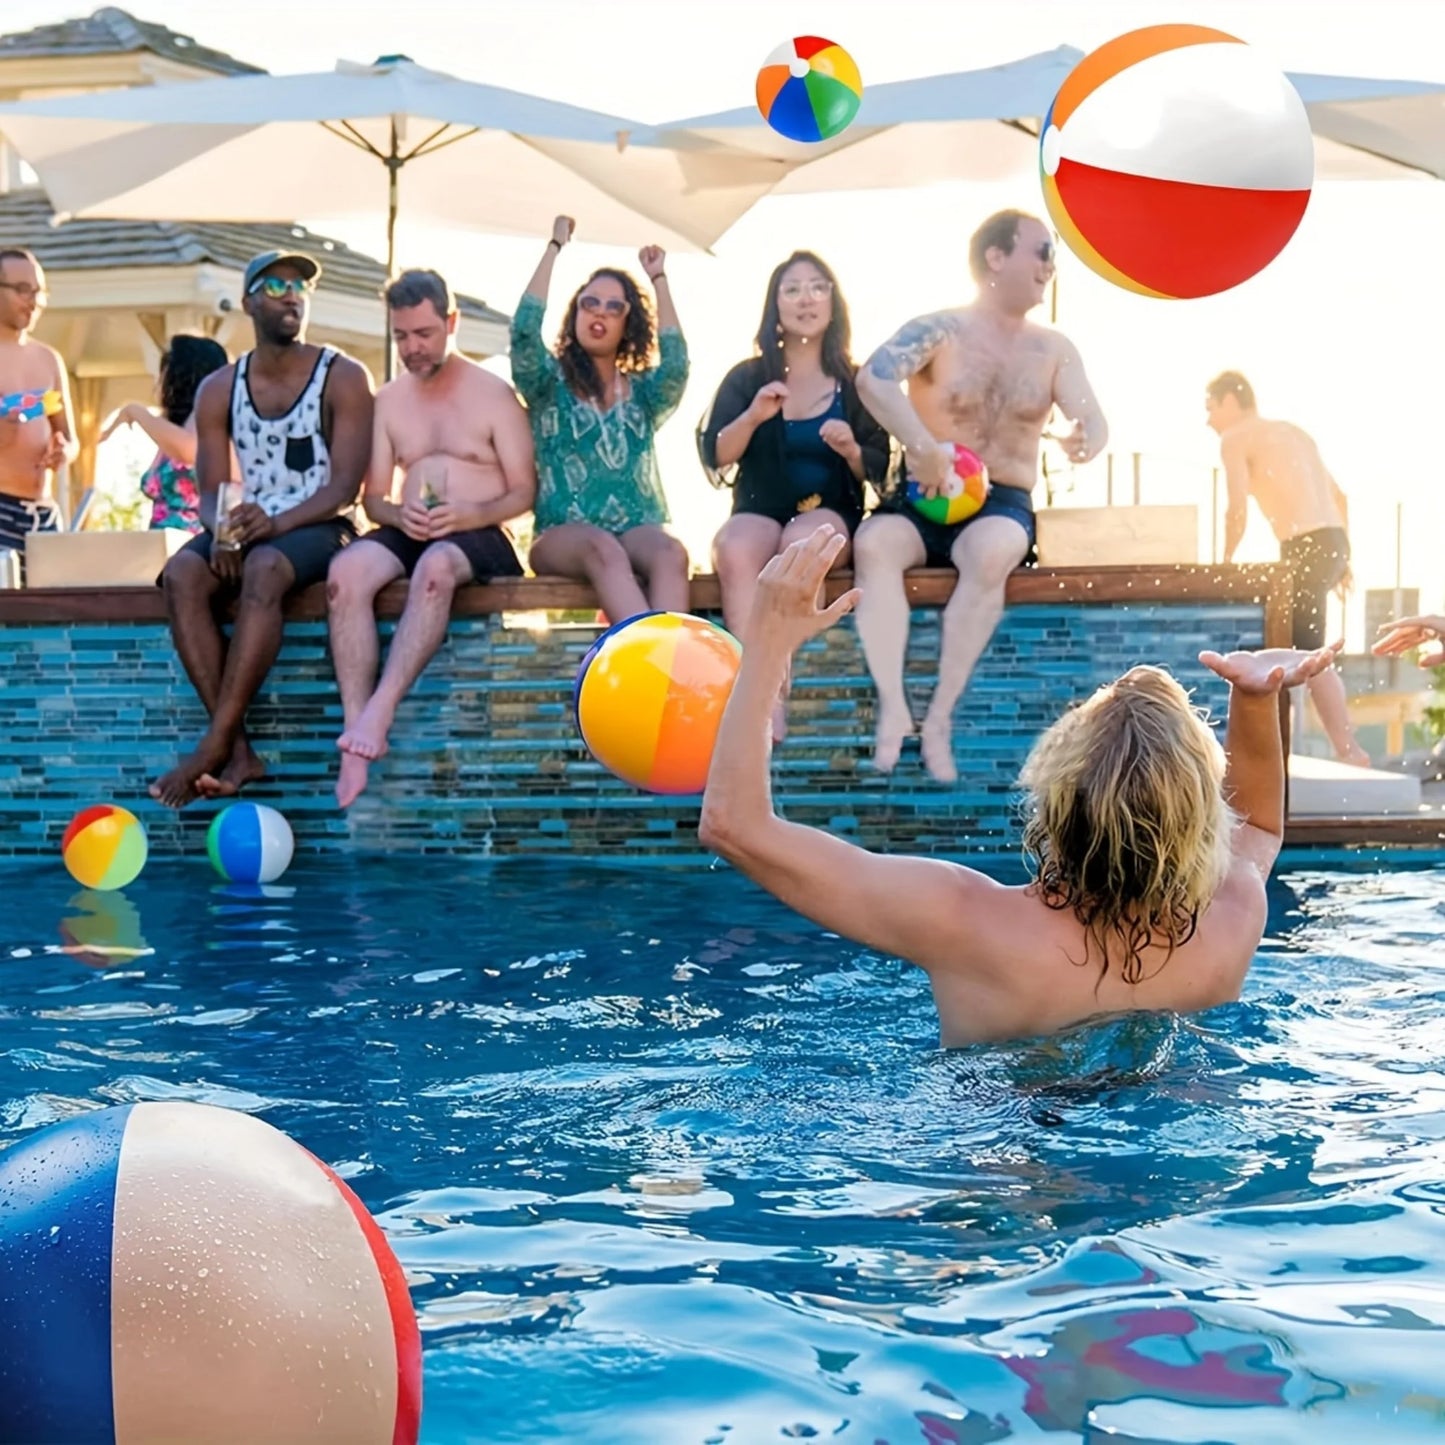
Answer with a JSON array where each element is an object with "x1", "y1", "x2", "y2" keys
[
  {"x1": 61, "y1": 804, "x2": 147, "y2": 890},
  {"x1": 1040, "y1": 25, "x2": 1313, "y2": 298},
  {"x1": 574, "y1": 611, "x2": 742, "y2": 795},
  {"x1": 906, "y1": 444, "x2": 991, "y2": 526},
  {"x1": 0, "y1": 1100, "x2": 421, "y2": 1445},
  {"x1": 206, "y1": 801, "x2": 294, "y2": 883},
  {"x1": 756, "y1": 36, "x2": 862, "y2": 143}
]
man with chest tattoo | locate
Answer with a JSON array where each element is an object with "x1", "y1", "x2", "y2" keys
[
  {"x1": 854, "y1": 209, "x2": 1108, "y2": 783},
  {"x1": 326, "y1": 269, "x2": 536, "y2": 808},
  {"x1": 150, "y1": 250, "x2": 374, "y2": 808}
]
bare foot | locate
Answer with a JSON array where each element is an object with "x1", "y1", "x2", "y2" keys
[
  {"x1": 336, "y1": 750, "x2": 371, "y2": 809},
  {"x1": 337, "y1": 700, "x2": 392, "y2": 762},
  {"x1": 149, "y1": 735, "x2": 230, "y2": 809},
  {"x1": 919, "y1": 717, "x2": 958, "y2": 785},
  {"x1": 1338, "y1": 742, "x2": 1372, "y2": 769},
  {"x1": 199, "y1": 738, "x2": 267, "y2": 799},
  {"x1": 870, "y1": 702, "x2": 916, "y2": 774}
]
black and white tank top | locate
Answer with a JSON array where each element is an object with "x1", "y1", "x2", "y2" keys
[{"x1": 229, "y1": 347, "x2": 336, "y2": 518}]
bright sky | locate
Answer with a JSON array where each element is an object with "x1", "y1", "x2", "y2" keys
[{"x1": 9, "y1": 0, "x2": 1445, "y2": 643}]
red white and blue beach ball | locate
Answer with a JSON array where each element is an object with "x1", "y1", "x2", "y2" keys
[
  {"x1": 0, "y1": 1101, "x2": 421, "y2": 1445},
  {"x1": 1040, "y1": 24, "x2": 1314, "y2": 298}
]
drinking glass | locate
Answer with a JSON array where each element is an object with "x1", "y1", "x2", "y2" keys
[{"x1": 213, "y1": 480, "x2": 245, "y2": 552}]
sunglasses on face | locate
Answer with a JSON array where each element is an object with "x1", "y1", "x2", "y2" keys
[
  {"x1": 249, "y1": 275, "x2": 313, "y2": 299},
  {"x1": 578, "y1": 295, "x2": 628, "y2": 317},
  {"x1": 1035, "y1": 240, "x2": 1056, "y2": 264},
  {"x1": 779, "y1": 279, "x2": 833, "y2": 302}
]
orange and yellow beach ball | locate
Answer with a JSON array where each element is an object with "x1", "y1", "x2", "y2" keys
[
  {"x1": 61, "y1": 804, "x2": 147, "y2": 891},
  {"x1": 574, "y1": 612, "x2": 742, "y2": 795},
  {"x1": 1040, "y1": 25, "x2": 1314, "y2": 299}
]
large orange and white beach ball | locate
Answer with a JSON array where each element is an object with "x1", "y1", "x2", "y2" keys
[
  {"x1": 0, "y1": 1101, "x2": 421, "y2": 1445},
  {"x1": 1039, "y1": 25, "x2": 1314, "y2": 299}
]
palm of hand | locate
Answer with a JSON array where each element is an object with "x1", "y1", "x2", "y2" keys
[{"x1": 1200, "y1": 645, "x2": 1335, "y2": 694}]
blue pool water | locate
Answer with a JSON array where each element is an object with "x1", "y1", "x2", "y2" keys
[{"x1": 3, "y1": 856, "x2": 1445, "y2": 1443}]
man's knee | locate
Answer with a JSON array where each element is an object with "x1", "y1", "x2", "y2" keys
[
  {"x1": 327, "y1": 545, "x2": 389, "y2": 608},
  {"x1": 411, "y1": 546, "x2": 464, "y2": 597},
  {"x1": 238, "y1": 547, "x2": 293, "y2": 604},
  {"x1": 161, "y1": 550, "x2": 213, "y2": 600},
  {"x1": 853, "y1": 515, "x2": 915, "y2": 573}
]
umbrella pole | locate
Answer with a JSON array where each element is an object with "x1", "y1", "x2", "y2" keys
[{"x1": 383, "y1": 120, "x2": 400, "y2": 382}]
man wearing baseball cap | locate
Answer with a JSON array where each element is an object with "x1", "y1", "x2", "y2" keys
[{"x1": 150, "y1": 248, "x2": 375, "y2": 808}]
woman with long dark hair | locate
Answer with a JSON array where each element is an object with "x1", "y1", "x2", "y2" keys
[
  {"x1": 698, "y1": 251, "x2": 890, "y2": 737},
  {"x1": 509, "y1": 215, "x2": 690, "y2": 623},
  {"x1": 102, "y1": 334, "x2": 228, "y2": 532}
]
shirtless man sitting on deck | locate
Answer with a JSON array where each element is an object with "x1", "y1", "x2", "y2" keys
[
  {"x1": 327, "y1": 269, "x2": 536, "y2": 807},
  {"x1": 854, "y1": 209, "x2": 1109, "y2": 783},
  {"x1": 1206, "y1": 370, "x2": 1369, "y2": 767}
]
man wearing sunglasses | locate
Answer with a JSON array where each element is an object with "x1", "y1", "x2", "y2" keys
[
  {"x1": 0, "y1": 246, "x2": 78, "y2": 576},
  {"x1": 854, "y1": 209, "x2": 1108, "y2": 784},
  {"x1": 150, "y1": 249, "x2": 374, "y2": 808},
  {"x1": 327, "y1": 267, "x2": 536, "y2": 809}
]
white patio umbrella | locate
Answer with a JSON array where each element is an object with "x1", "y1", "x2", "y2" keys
[
  {"x1": 643, "y1": 46, "x2": 1445, "y2": 197},
  {"x1": 0, "y1": 54, "x2": 781, "y2": 267}
]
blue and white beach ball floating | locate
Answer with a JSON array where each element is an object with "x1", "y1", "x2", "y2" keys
[
  {"x1": 205, "y1": 801, "x2": 294, "y2": 883},
  {"x1": 0, "y1": 1100, "x2": 422, "y2": 1445}
]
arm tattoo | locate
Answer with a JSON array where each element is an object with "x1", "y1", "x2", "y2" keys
[{"x1": 867, "y1": 313, "x2": 960, "y2": 381}]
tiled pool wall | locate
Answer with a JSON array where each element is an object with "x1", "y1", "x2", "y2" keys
[{"x1": 0, "y1": 601, "x2": 1264, "y2": 860}]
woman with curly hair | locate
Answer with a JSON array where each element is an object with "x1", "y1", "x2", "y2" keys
[
  {"x1": 101, "y1": 334, "x2": 229, "y2": 532},
  {"x1": 509, "y1": 215, "x2": 690, "y2": 622},
  {"x1": 699, "y1": 525, "x2": 1343, "y2": 1046}
]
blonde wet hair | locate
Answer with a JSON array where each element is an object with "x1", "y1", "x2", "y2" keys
[{"x1": 1018, "y1": 666, "x2": 1236, "y2": 986}]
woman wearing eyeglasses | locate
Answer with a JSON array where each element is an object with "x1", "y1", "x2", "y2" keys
[
  {"x1": 509, "y1": 215, "x2": 690, "y2": 623},
  {"x1": 698, "y1": 251, "x2": 890, "y2": 739}
]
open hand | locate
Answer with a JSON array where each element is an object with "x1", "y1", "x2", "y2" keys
[
  {"x1": 905, "y1": 440, "x2": 954, "y2": 496},
  {"x1": 228, "y1": 501, "x2": 274, "y2": 547},
  {"x1": 638, "y1": 245, "x2": 666, "y2": 280},
  {"x1": 749, "y1": 526, "x2": 860, "y2": 654},
  {"x1": 99, "y1": 403, "x2": 142, "y2": 443},
  {"x1": 551, "y1": 215, "x2": 574, "y2": 248},
  {"x1": 1199, "y1": 642, "x2": 1341, "y2": 695},
  {"x1": 819, "y1": 418, "x2": 860, "y2": 461},
  {"x1": 1373, "y1": 613, "x2": 1445, "y2": 667}
]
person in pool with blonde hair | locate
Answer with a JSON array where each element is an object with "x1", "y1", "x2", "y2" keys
[{"x1": 699, "y1": 526, "x2": 1342, "y2": 1046}]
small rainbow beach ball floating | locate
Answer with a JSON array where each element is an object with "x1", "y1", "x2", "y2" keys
[
  {"x1": 1039, "y1": 25, "x2": 1313, "y2": 298},
  {"x1": 756, "y1": 36, "x2": 862, "y2": 144},
  {"x1": 0, "y1": 1101, "x2": 421, "y2": 1445},
  {"x1": 61, "y1": 804, "x2": 147, "y2": 891},
  {"x1": 906, "y1": 444, "x2": 991, "y2": 525},
  {"x1": 574, "y1": 611, "x2": 742, "y2": 794},
  {"x1": 206, "y1": 801, "x2": 294, "y2": 884}
]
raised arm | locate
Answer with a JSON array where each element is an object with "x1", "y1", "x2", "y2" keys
[
  {"x1": 101, "y1": 402, "x2": 200, "y2": 465},
  {"x1": 1050, "y1": 334, "x2": 1108, "y2": 463},
  {"x1": 524, "y1": 215, "x2": 573, "y2": 303},
  {"x1": 699, "y1": 527, "x2": 1007, "y2": 969},
  {"x1": 1220, "y1": 429, "x2": 1250, "y2": 563},
  {"x1": 1199, "y1": 644, "x2": 1342, "y2": 877}
]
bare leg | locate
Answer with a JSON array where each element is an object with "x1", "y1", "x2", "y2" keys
[
  {"x1": 531, "y1": 523, "x2": 649, "y2": 624},
  {"x1": 338, "y1": 544, "x2": 469, "y2": 807},
  {"x1": 150, "y1": 548, "x2": 292, "y2": 807},
  {"x1": 327, "y1": 540, "x2": 406, "y2": 807},
  {"x1": 620, "y1": 524, "x2": 691, "y2": 614},
  {"x1": 713, "y1": 513, "x2": 790, "y2": 740},
  {"x1": 919, "y1": 518, "x2": 1029, "y2": 786},
  {"x1": 1306, "y1": 667, "x2": 1371, "y2": 766},
  {"x1": 852, "y1": 513, "x2": 926, "y2": 772}
]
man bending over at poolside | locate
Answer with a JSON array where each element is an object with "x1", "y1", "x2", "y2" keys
[
  {"x1": 150, "y1": 250, "x2": 374, "y2": 807},
  {"x1": 700, "y1": 526, "x2": 1340, "y2": 1047},
  {"x1": 1207, "y1": 370, "x2": 1370, "y2": 768},
  {"x1": 853, "y1": 209, "x2": 1108, "y2": 783},
  {"x1": 328, "y1": 269, "x2": 536, "y2": 808}
]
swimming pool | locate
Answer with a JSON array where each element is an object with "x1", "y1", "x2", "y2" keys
[{"x1": 3, "y1": 856, "x2": 1444, "y2": 1442}]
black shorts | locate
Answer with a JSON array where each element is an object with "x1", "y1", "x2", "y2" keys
[
  {"x1": 1280, "y1": 526, "x2": 1349, "y2": 650},
  {"x1": 363, "y1": 524, "x2": 524, "y2": 582},
  {"x1": 882, "y1": 483, "x2": 1038, "y2": 567},
  {"x1": 161, "y1": 517, "x2": 355, "y2": 591}
]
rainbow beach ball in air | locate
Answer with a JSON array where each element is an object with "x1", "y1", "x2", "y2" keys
[
  {"x1": 61, "y1": 804, "x2": 147, "y2": 891},
  {"x1": 1039, "y1": 25, "x2": 1314, "y2": 299},
  {"x1": 206, "y1": 801, "x2": 294, "y2": 884},
  {"x1": 574, "y1": 611, "x2": 742, "y2": 795},
  {"x1": 0, "y1": 1101, "x2": 421, "y2": 1445},
  {"x1": 756, "y1": 36, "x2": 862, "y2": 143},
  {"x1": 906, "y1": 444, "x2": 991, "y2": 525}
]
